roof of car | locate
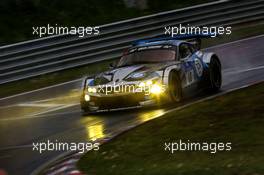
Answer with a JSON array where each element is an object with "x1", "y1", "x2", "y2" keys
[
  {"x1": 134, "y1": 39, "x2": 184, "y2": 47},
  {"x1": 132, "y1": 34, "x2": 216, "y2": 48}
]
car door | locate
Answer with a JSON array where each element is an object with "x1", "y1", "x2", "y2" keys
[{"x1": 179, "y1": 43, "x2": 198, "y2": 97}]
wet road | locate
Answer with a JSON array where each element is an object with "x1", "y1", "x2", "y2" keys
[{"x1": 0, "y1": 35, "x2": 264, "y2": 175}]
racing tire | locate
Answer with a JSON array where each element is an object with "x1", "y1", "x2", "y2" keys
[
  {"x1": 81, "y1": 106, "x2": 91, "y2": 115},
  {"x1": 82, "y1": 107, "x2": 90, "y2": 113},
  {"x1": 208, "y1": 57, "x2": 222, "y2": 92},
  {"x1": 81, "y1": 107, "x2": 98, "y2": 115},
  {"x1": 168, "y1": 71, "x2": 183, "y2": 102}
]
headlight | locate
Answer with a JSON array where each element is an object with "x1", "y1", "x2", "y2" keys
[
  {"x1": 88, "y1": 87, "x2": 97, "y2": 93},
  {"x1": 139, "y1": 80, "x2": 153, "y2": 87},
  {"x1": 150, "y1": 84, "x2": 163, "y2": 94},
  {"x1": 84, "y1": 94, "x2": 90, "y2": 101},
  {"x1": 138, "y1": 79, "x2": 164, "y2": 95}
]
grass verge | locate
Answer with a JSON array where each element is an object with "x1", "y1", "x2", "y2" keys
[
  {"x1": 0, "y1": 22, "x2": 263, "y2": 98},
  {"x1": 78, "y1": 82, "x2": 264, "y2": 175}
]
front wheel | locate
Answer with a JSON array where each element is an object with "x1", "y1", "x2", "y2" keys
[
  {"x1": 209, "y1": 57, "x2": 222, "y2": 92},
  {"x1": 168, "y1": 71, "x2": 183, "y2": 102},
  {"x1": 81, "y1": 99, "x2": 96, "y2": 115}
]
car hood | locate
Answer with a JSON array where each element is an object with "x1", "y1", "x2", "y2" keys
[{"x1": 92, "y1": 63, "x2": 173, "y2": 85}]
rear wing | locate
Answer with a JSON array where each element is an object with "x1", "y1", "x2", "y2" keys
[{"x1": 133, "y1": 33, "x2": 217, "y2": 50}]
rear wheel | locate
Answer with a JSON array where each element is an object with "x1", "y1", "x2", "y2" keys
[
  {"x1": 168, "y1": 71, "x2": 182, "y2": 102},
  {"x1": 209, "y1": 57, "x2": 222, "y2": 92}
]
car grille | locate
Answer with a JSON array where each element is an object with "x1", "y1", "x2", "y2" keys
[
  {"x1": 90, "y1": 93, "x2": 145, "y2": 109},
  {"x1": 97, "y1": 84, "x2": 137, "y2": 95}
]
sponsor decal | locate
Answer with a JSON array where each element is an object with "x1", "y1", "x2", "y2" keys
[{"x1": 194, "y1": 58, "x2": 203, "y2": 77}]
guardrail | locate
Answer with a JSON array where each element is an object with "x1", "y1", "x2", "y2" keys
[{"x1": 0, "y1": 0, "x2": 263, "y2": 85}]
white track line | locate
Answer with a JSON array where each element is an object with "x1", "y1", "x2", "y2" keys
[
  {"x1": 224, "y1": 65, "x2": 264, "y2": 75},
  {"x1": 232, "y1": 65, "x2": 264, "y2": 74},
  {"x1": 17, "y1": 103, "x2": 64, "y2": 107},
  {"x1": 0, "y1": 102, "x2": 70, "y2": 109},
  {"x1": 0, "y1": 144, "x2": 32, "y2": 151},
  {"x1": 0, "y1": 78, "x2": 82, "y2": 101},
  {"x1": 0, "y1": 104, "x2": 78, "y2": 122}
]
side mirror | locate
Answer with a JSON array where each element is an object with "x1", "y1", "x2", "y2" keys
[
  {"x1": 194, "y1": 38, "x2": 201, "y2": 50},
  {"x1": 188, "y1": 38, "x2": 201, "y2": 51},
  {"x1": 109, "y1": 62, "x2": 116, "y2": 69},
  {"x1": 109, "y1": 60, "x2": 118, "y2": 69}
]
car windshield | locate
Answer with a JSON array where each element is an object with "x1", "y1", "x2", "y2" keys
[{"x1": 117, "y1": 49, "x2": 176, "y2": 67}]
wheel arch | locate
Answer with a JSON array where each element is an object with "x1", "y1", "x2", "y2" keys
[
  {"x1": 202, "y1": 52, "x2": 221, "y2": 69},
  {"x1": 163, "y1": 65, "x2": 181, "y2": 86},
  {"x1": 167, "y1": 69, "x2": 183, "y2": 102}
]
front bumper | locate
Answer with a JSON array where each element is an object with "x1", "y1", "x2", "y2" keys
[{"x1": 81, "y1": 92, "x2": 160, "y2": 112}]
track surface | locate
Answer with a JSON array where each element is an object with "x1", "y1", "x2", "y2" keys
[{"x1": 0, "y1": 35, "x2": 264, "y2": 175}]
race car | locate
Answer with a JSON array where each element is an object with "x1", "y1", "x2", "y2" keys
[{"x1": 80, "y1": 34, "x2": 222, "y2": 113}]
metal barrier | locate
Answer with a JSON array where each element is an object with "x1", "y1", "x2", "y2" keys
[{"x1": 0, "y1": 0, "x2": 263, "y2": 84}]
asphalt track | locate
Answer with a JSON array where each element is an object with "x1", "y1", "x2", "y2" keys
[{"x1": 0, "y1": 35, "x2": 264, "y2": 175}]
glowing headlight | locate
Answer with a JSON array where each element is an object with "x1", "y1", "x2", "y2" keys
[
  {"x1": 139, "y1": 80, "x2": 153, "y2": 87},
  {"x1": 88, "y1": 87, "x2": 92, "y2": 92},
  {"x1": 84, "y1": 94, "x2": 90, "y2": 101},
  {"x1": 150, "y1": 84, "x2": 162, "y2": 94},
  {"x1": 88, "y1": 87, "x2": 97, "y2": 93}
]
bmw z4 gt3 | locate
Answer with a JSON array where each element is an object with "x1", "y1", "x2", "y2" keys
[{"x1": 80, "y1": 35, "x2": 222, "y2": 113}]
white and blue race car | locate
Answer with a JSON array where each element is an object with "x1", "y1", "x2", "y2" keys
[{"x1": 81, "y1": 35, "x2": 221, "y2": 113}]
